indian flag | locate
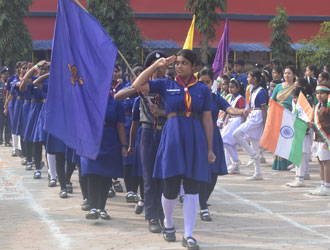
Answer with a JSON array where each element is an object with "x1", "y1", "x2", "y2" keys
[
  {"x1": 295, "y1": 92, "x2": 314, "y2": 122},
  {"x1": 260, "y1": 99, "x2": 307, "y2": 166}
]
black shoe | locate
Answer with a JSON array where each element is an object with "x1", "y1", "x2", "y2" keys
[
  {"x1": 182, "y1": 237, "x2": 199, "y2": 250},
  {"x1": 113, "y1": 180, "x2": 123, "y2": 192},
  {"x1": 48, "y1": 179, "x2": 56, "y2": 187},
  {"x1": 149, "y1": 219, "x2": 162, "y2": 233},
  {"x1": 25, "y1": 162, "x2": 33, "y2": 170},
  {"x1": 16, "y1": 149, "x2": 23, "y2": 158},
  {"x1": 179, "y1": 195, "x2": 184, "y2": 203},
  {"x1": 126, "y1": 191, "x2": 138, "y2": 203},
  {"x1": 21, "y1": 158, "x2": 27, "y2": 166},
  {"x1": 81, "y1": 199, "x2": 91, "y2": 211},
  {"x1": 33, "y1": 171, "x2": 41, "y2": 179},
  {"x1": 86, "y1": 208, "x2": 99, "y2": 220},
  {"x1": 135, "y1": 200, "x2": 144, "y2": 214},
  {"x1": 163, "y1": 227, "x2": 176, "y2": 242},
  {"x1": 66, "y1": 183, "x2": 73, "y2": 194},
  {"x1": 59, "y1": 189, "x2": 68, "y2": 199},
  {"x1": 11, "y1": 149, "x2": 17, "y2": 157},
  {"x1": 98, "y1": 209, "x2": 111, "y2": 220},
  {"x1": 200, "y1": 209, "x2": 212, "y2": 222},
  {"x1": 108, "y1": 188, "x2": 116, "y2": 198}
]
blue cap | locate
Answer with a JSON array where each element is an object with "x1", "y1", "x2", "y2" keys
[{"x1": 144, "y1": 50, "x2": 167, "y2": 68}]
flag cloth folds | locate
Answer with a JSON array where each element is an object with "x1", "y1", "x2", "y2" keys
[
  {"x1": 45, "y1": 0, "x2": 118, "y2": 160},
  {"x1": 260, "y1": 99, "x2": 307, "y2": 166},
  {"x1": 212, "y1": 18, "x2": 229, "y2": 79},
  {"x1": 183, "y1": 14, "x2": 195, "y2": 50},
  {"x1": 295, "y1": 92, "x2": 314, "y2": 122}
]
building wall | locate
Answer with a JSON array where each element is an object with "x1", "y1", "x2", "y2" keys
[{"x1": 26, "y1": 0, "x2": 329, "y2": 47}]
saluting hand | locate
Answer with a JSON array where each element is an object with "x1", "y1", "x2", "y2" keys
[
  {"x1": 153, "y1": 55, "x2": 176, "y2": 69},
  {"x1": 208, "y1": 151, "x2": 216, "y2": 164},
  {"x1": 37, "y1": 60, "x2": 47, "y2": 67}
]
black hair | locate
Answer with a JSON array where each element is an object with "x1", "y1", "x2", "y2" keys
[
  {"x1": 292, "y1": 87, "x2": 303, "y2": 98},
  {"x1": 319, "y1": 72, "x2": 329, "y2": 81},
  {"x1": 229, "y1": 78, "x2": 245, "y2": 96},
  {"x1": 272, "y1": 66, "x2": 283, "y2": 75},
  {"x1": 248, "y1": 70, "x2": 269, "y2": 104},
  {"x1": 307, "y1": 65, "x2": 319, "y2": 78},
  {"x1": 271, "y1": 79, "x2": 283, "y2": 85},
  {"x1": 324, "y1": 64, "x2": 330, "y2": 73},
  {"x1": 115, "y1": 63, "x2": 121, "y2": 71},
  {"x1": 198, "y1": 67, "x2": 214, "y2": 80},
  {"x1": 262, "y1": 67, "x2": 273, "y2": 82},
  {"x1": 221, "y1": 74, "x2": 230, "y2": 85},
  {"x1": 176, "y1": 49, "x2": 197, "y2": 66},
  {"x1": 285, "y1": 65, "x2": 297, "y2": 76}
]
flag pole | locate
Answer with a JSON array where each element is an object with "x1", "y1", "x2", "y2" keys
[{"x1": 73, "y1": 0, "x2": 137, "y2": 79}]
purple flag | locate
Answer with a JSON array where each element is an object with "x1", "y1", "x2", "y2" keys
[{"x1": 212, "y1": 19, "x2": 229, "y2": 79}]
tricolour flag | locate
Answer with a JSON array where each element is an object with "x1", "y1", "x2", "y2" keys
[
  {"x1": 295, "y1": 92, "x2": 313, "y2": 122},
  {"x1": 44, "y1": 0, "x2": 118, "y2": 160},
  {"x1": 183, "y1": 14, "x2": 195, "y2": 50},
  {"x1": 260, "y1": 99, "x2": 307, "y2": 166}
]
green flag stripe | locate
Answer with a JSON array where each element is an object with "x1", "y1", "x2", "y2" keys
[{"x1": 288, "y1": 117, "x2": 307, "y2": 166}]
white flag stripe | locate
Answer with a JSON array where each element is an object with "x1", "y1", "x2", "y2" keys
[
  {"x1": 296, "y1": 103, "x2": 309, "y2": 122},
  {"x1": 274, "y1": 109, "x2": 296, "y2": 159}
]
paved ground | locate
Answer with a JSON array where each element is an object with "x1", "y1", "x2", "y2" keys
[{"x1": 1, "y1": 144, "x2": 330, "y2": 250}]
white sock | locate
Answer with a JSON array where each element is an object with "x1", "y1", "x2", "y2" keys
[
  {"x1": 47, "y1": 153, "x2": 57, "y2": 180},
  {"x1": 17, "y1": 135, "x2": 21, "y2": 150},
  {"x1": 180, "y1": 184, "x2": 185, "y2": 196},
  {"x1": 161, "y1": 194, "x2": 176, "y2": 229},
  {"x1": 321, "y1": 181, "x2": 325, "y2": 186},
  {"x1": 12, "y1": 134, "x2": 18, "y2": 150},
  {"x1": 183, "y1": 194, "x2": 199, "y2": 238},
  {"x1": 324, "y1": 183, "x2": 330, "y2": 188}
]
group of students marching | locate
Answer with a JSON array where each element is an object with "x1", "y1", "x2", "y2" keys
[{"x1": 1, "y1": 50, "x2": 330, "y2": 250}]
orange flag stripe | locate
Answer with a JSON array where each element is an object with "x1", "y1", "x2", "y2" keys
[{"x1": 297, "y1": 92, "x2": 313, "y2": 122}]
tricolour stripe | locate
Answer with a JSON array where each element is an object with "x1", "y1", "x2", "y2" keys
[
  {"x1": 274, "y1": 108, "x2": 296, "y2": 159},
  {"x1": 260, "y1": 99, "x2": 283, "y2": 152},
  {"x1": 297, "y1": 92, "x2": 313, "y2": 122},
  {"x1": 288, "y1": 117, "x2": 307, "y2": 166}
]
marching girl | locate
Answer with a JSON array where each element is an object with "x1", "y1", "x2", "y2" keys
[
  {"x1": 233, "y1": 70, "x2": 268, "y2": 180},
  {"x1": 221, "y1": 78, "x2": 246, "y2": 174},
  {"x1": 217, "y1": 75, "x2": 231, "y2": 129},
  {"x1": 309, "y1": 83, "x2": 330, "y2": 196},
  {"x1": 198, "y1": 68, "x2": 246, "y2": 222},
  {"x1": 4, "y1": 62, "x2": 21, "y2": 156},
  {"x1": 132, "y1": 49, "x2": 215, "y2": 249},
  {"x1": 128, "y1": 96, "x2": 145, "y2": 214},
  {"x1": 286, "y1": 87, "x2": 313, "y2": 187},
  {"x1": 81, "y1": 80, "x2": 127, "y2": 220}
]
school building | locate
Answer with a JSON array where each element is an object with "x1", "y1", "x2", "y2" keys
[{"x1": 26, "y1": 0, "x2": 330, "y2": 65}]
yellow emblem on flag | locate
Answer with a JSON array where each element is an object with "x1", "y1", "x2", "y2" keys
[{"x1": 68, "y1": 64, "x2": 84, "y2": 85}]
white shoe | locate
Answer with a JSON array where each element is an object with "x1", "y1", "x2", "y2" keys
[
  {"x1": 286, "y1": 180, "x2": 305, "y2": 187},
  {"x1": 309, "y1": 186, "x2": 323, "y2": 195},
  {"x1": 287, "y1": 164, "x2": 295, "y2": 170},
  {"x1": 228, "y1": 166, "x2": 240, "y2": 174},
  {"x1": 310, "y1": 186, "x2": 330, "y2": 196},
  {"x1": 246, "y1": 160, "x2": 254, "y2": 167},
  {"x1": 246, "y1": 174, "x2": 263, "y2": 181},
  {"x1": 290, "y1": 168, "x2": 296, "y2": 173},
  {"x1": 304, "y1": 174, "x2": 311, "y2": 180}
]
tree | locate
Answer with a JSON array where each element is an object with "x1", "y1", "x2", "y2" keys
[
  {"x1": 186, "y1": 0, "x2": 227, "y2": 64},
  {"x1": 88, "y1": 0, "x2": 143, "y2": 66},
  {"x1": 0, "y1": 0, "x2": 33, "y2": 65},
  {"x1": 268, "y1": 6, "x2": 295, "y2": 67},
  {"x1": 298, "y1": 21, "x2": 330, "y2": 68}
]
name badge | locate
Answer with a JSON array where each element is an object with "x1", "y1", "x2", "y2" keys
[{"x1": 166, "y1": 89, "x2": 181, "y2": 92}]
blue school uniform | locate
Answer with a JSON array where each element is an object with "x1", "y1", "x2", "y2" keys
[
  {"x1": 231, "y1": 72, "x2": 248, "y2": 90},
  {"x1": 148, "y1": 78, "x2": 212, "y2": 182},
  {"x1": 11, "y1": 80, "x2": 24, "y2": 135},
  {"x1": 211, "y1": 92, "x2": 230, "y2": 175},
  {"x1": 33, "y1": 79, "x2": 48, "y2": 143},
  {"x1": 21, "y1": 85, "x2": 32, "y2": 138},
  {"x1": 23, "y1": 83, "x2": 44, "y2": 142},
  {"x1": 131, "y1": 96, "x2": 143, "y2": 177},
  {"x1": 81, "y1": 95, "x2": 125, "y2": 178},
  {"x1": 6, "y1": 76, "x2": 17, "y2": 128}
]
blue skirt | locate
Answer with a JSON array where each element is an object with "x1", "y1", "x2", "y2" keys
[
  {"x1": 211, "y1": 125, "x2": 227, "y2": 175},
  {"x1": 21, "y1": 101, "x2": 31, "y2": 137},
  {"x1": 8, "y1": 97, "x2": 16, "y2": 131},
  {"x1": 132, "y1": 126, "x2": 143, "y2": 177},
  {"x1": 81, "y1": 126, "x2": 123, "y2": 178},
  {"x1": 153, "y1": 116, "x2": 211, "y2": 182},
  {"x1": 123, "y1": 116, "x2": 133, "y2": 165},
  {"x1": 24, "y1": 102, "x2": 43, "y2": 142},
  {"x1": 33, "y1": 104, "x2": 46, "y2": 143},
  {"x1": 12, "y1": 98, "x2": 23, "y2": 136},
  {"x1": 45, "y1": 134, "x2": 66, "y2": 153}
]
